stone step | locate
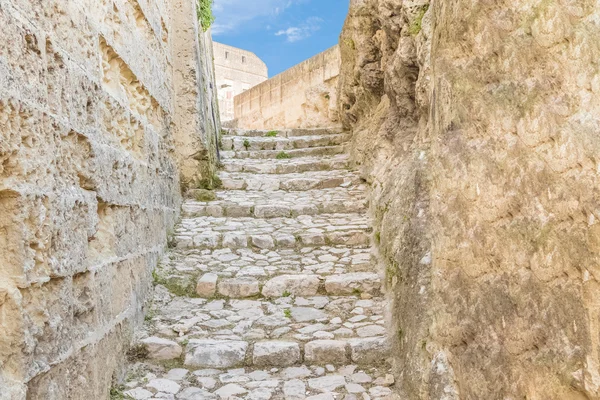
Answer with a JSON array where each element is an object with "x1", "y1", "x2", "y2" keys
[
  {"x1": 194, "y1": 272, "x2": 382, "y2": 300},
  {"x1": 224, "y1": 127, "x2": 346, "y2": 137},
  {"x1": 221, "y1": 155, "x2": 351, "y2": 174},
  {"x1": 160, "y1": 244, "x2": 382, "y2": 299},
  {"x1": 122, "y1": 359, "x2": 393, "y2": 400},
  {"x1": 167, "y1": 245, "x2": 375, "y2": 278},
  {"x1": 184, "y1": 189, "x2": 368, "y2": 218},
  {"x1": 221, "y1": 145, "x2": 346, "y2": 160},
  {"x1": 222, "y1": 134, "x2": 349, "y2": 152},
  {"x1": 219, "y1": 170, "x2": 361, "y2": 192},
  {"x1": 139, "y1": 291, "x2": 391, "y2": 369},
  {"x1": 174, "y1": 213, "x2": 372, "y2": 251}
]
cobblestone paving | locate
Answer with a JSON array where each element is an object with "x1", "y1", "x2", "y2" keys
[{"x1": 120, "y1": 129, "x2": 393, "y2": 400}]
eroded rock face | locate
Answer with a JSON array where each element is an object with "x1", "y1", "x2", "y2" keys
[
  {"x1": 0, "y1": 0, "x2": 218, "y2": 398},
  {"x1": 338, "y1": 0, "x2": 600, "y2": 398}
]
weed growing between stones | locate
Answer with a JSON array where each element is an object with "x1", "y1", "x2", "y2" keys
[
  {"x1": 153, "y1": 268, "x2": 199, "y2": 298},
  {"x1": 276, "y1": 151, "x2": 292, "y2": 159},
  {"x1": 243, "y1": 139, "x2": 250, "y2": 150},
  {"x1": 110, "y1": 386, "x2": 134, "y2": 400},
  {"x1": 408, "y1": 4, "x2": 429, "y2": 35},
  {"x1": 144, "y1": 307, "x2": 157, "y2": 322},
  {"x1": 197, "y1": 174, "x2": 222, "y2": 190},
  {"x1": 284, "y1": 308, "x2": 292, "y2": 318},
  {"x1": 127, "y1": 344, "x2": 150, "y2": 362},
  {"x1": 265, "y1": 130, "x2": 278, "y2": 137},
  {"x1": 194, "y1": 189, "x2": 217, "y2": 202}
]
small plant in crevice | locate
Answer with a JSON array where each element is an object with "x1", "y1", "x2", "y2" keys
[
  {"x1": 265, "y1": 131, "x2": 278, "y2": 137},
  {"x1": 195, "y1": 189, "x2": 217, "y2": 202},
  {"x1": 282, "y1": 290, "x2": 292, "y2": 298},
  {"x1": 127, "y1": 343, "x2": 149, "y2": 362},
  {"x1": 343, "y1": 38, "x2": 356, "y2": 50},
  {"x1": 398, "y1": 328, "x2": 405, "y2": 340},
  {"x1": 144, "y1": 308, "x2": 157, "y2": 322},
  {"x1": 110, "y1": 386, "x2": 134, "y2": 400},
  {"x1": 196, "y1": 0, "x2": 215, "y2": 32},
  {"x1": 408, "y1": 4, "x2": 429, "y2": 36},
  {"x1": 283, "y1": 308, "x2": 292, "y2": 318},
  {"x1": 276, "y1": 151, "x2": 292, "y2": 160},
  {"x1": 243, "y1": 139, "x2": 250, "y2": 151},
  {"x1": 324, "y1": 93, "x2": 331, "y2": 100},
  {"x1": 197, "y1": 174, "x2": 222, "y2": 191}
]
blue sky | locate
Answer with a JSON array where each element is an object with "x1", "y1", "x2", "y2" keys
[{"x1": 212, "y1": 0, "x2": 349, "y2": 77}]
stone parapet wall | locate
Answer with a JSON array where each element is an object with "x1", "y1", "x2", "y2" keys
[
  {"x1": 0, "y1": 0, "x2": 218, "y2": 398},
  {"x1": 233, "y1": 46, "x2": 341, "y2": 130}
]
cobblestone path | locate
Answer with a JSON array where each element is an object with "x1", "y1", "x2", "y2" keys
[{"x1": 119, "y1": 128, "x2": 393, "y2": 400}]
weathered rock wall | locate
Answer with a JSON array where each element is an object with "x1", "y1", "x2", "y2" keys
[
  {"x1": 0, "y1": 0, "x2": 218, "y2": 398},
  {"x1": 339, "y1": 0, "x2": 600, "y2": 398},
  {"x1": 233, "y1": 46, "x2": 341, "y2": 130}
]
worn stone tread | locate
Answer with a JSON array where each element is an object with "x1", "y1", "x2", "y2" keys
[
  {"x1": 220, "y1": 155, "x2": 351, "y2": 174},
  {"x1": 219, "y1": 170, "x2": 361, "y2": 191},
  {"x1": 222, "y1": 134, "x2": 349, "y2": 152},
  {"x1": 184, "y1": 186, "x2": 368, "y2": 218},
  {"x1": 174, "y1": 213, "x2": 372, "y2": 250},
  {"x1": 221, "y1": 145, "x2": 347, "y2": 160},
  {"x1": 223, "y1": 127, "x2": 346, "y2": 137}
]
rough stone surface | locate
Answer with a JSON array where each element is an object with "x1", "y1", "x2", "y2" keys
[
  {"x1": 261, "y1": 275, "x2": 321, "y2": 298},
  {"x1": 305, "y1": 340, "x2": 348, "y2": 365},
  {"x1": 217, "y1": 278, "x2": 260, "y2": 298},
  {"x1": 252, "y1": 341, "x2": 301, "y2": 367},
  {"x1": 324, "y1": 273, "x2": 381, "y2": 295},
  {"x1": 197, "y1": 273, "x2": 219, "y2": 297},
  {"x1": 141, "y1": 337, "x2": 183, "y2": 361},
  {"x1": 0, "y1": 0, "x2": 219, "y2": 398},
  {"x1": 185, "y1": 340, "x2": 249, "y2": 368},
  {"x1": 338, "y1": 0, "x2": 600, "y2": 397}
]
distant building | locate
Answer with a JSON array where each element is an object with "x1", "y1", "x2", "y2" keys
[{"x1": 213, "y1": 42, "x2": 268, "y2": 122}]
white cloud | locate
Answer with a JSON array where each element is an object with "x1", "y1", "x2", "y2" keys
[
  {"x1": 275, "y1": 17, "x2": 323, "y2": 42},
  {"x1": 212, "y1": 0, "x2": 298, "y2": 35}
]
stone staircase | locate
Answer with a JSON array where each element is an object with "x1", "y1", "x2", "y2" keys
[{"x1": 118, "y1": 128, "x2": 394, "y2": 400}]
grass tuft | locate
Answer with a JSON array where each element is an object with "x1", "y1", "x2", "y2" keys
[
  {"x1": 408, "y1": 5, "x2": 429, "y2": 36},
  {"x1": 110, "y1": 386, "x2": 134, "y2": 400},
  {"x1": 276, "y1": 152, "x2": 292, "y2": 160},
  {"x1": 265, "y1": 131, "x2": 278, "y2": 137},
  {"x1": 197, "y1": 0, "x2": 215, "y2": 32}
]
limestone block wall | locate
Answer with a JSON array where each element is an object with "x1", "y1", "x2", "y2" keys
[
  {"x1": 214, "y1": 42, "x2": 268, "y2": 122},
  {"x1": 339, "y1": 0, "x2": 600, "y2": 398},
  {"x1": 0, "y1": 0, "x2": 218, "y2": 398},
  {"x1": 233, "y1": 46, "x2": 341, "y2": 130}
]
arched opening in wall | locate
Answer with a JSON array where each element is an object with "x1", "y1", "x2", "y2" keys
[
  {"x1": 225, "y1": 51, "x2": 229, "y2": 59},
  {"x1": 242, "y1": 56, "x2": 246, "y2": 63}
]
